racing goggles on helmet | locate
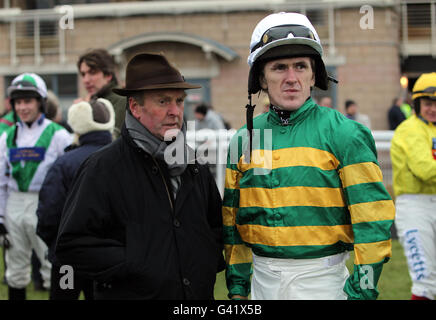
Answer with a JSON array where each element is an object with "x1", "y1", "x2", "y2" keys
[
  {"x1": 8, "y1": 80, "x2": 43, "y2": 101},
  {"x1": 413, "y1": 86, "x2": 436, "y2": 100},
  {"x1": 251, "y1": 24, "x2": 317, "y2": 53},
  {"x1": 13, "y1": 79, "x2": 38, "y2": 89}
]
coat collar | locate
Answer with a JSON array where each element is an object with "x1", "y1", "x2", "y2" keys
[
  {"x1": 268, "y1": 97, "x2": 315, "y2": 126},
  {"x1": 121, "y1": 122, "x2": 197, "y2": 212},
  {"x1": 417, "y1": 114, "x2": 436, "y2": 126},
  {"x1": 18, "y1": 113, "x2": 45, "y2": 128},
  {"x1": 79, "y1": 130, "x2": 112, "y2": 146},
  {"x1": 91, "y1": 80, "x2": 118, "y2": 100}
]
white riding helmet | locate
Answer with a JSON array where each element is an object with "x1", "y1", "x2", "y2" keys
[
  {"x1": 7, "y1": 73, "x2": 48, "y2": 101},
  {"x1": 6, "y1": 73, "x2": 48, "y2": 144},
  {"x1": 247, "y1": 12, "x2": 329, "y2": 94}
]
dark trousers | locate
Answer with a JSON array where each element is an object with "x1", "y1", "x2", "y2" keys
[{"x1": 50, "y1": 263, "x2": 94, "y2": 300}]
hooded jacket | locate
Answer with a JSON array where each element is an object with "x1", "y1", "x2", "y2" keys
[
  {"x1": 55, "y1": 125, "x2": 225, "y2": 299},
  {"x1": 36, "y1": 130, "x2": 113, "y2": 262}
]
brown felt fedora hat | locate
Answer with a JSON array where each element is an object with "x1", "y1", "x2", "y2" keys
[{"x1": 113, "y1": 53, "x2": 201, "y2": 95}]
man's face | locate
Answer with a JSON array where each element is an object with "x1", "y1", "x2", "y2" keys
[
  {"x1": 79, "y1": 62, "x2": 112, "y2": 96},
  {"x1": 194, "y1": 112, "x2": 205, "y2": 121},
  {"x1": 260, "y1": 57, "x2": 315, "y2": 111},
  {"x1": 420, "y1": 98, "x2": 436, "y2": 123},
  {"x1": 129, "y1": 89, "x2": 186, "y2": 140},
  {"x1": 319, "y1": 97, "x2": 332, "y2": 108},
  {"x1": 14, "y1": 97, "x2": 41, "y2": 124},
  {"x1": 346, "y1": 104, "x2": 357, "y2": 116}
]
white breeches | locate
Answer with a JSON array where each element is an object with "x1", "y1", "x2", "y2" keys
[
  {"x1": 4, "y1": 191, "x2": 51, "y2": 289},
  {"x1": 251, "y1": 251, "x2": 349, "y2": 300},
  {"x1": 395, "y1": 194, "x2": 436, "y2": 300}
]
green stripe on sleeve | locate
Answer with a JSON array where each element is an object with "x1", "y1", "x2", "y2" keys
[
  {"x1": 223, "y1": 225, "x2": 244, "y2": 245},
  {"x1": 223, "y1": 188, "x2": 240, "y2": 208},
  {"x1": 344, "y1": 182, "x2": 392, "y2": 205},
  {"x1": 352, "y1": 220, "x2": 394, "y2": 244}
]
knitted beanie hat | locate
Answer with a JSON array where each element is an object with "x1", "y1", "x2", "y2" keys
[{"x1": 67, "y1": 98, "x2": 115, "y2": 135}]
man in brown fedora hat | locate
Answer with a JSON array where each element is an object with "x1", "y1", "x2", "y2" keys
[{"x1": 55, "y1": 53, "x2": 225, "y2": 300}]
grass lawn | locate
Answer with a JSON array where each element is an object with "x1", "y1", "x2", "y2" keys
[{"x1": 1, "y1": 239, "x2": 411, "y2": 300}]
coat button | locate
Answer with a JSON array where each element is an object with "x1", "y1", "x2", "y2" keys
[
  {"x1": 193, "y1": 167, "x2": 199, "y2": 174},
  {"x1": 173, "y1": 219, "x2": 181, "y2": 227},
  {"x1": 183, "y1": 278, "x2": 190, "y2": 286},
  {"x1": 151, "y1": 166, "x2": 158, "y2": 174}
]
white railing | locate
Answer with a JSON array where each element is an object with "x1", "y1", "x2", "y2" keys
[
  {"x1": 0, "y1": 0, "x2": 341, "y2": 68},
  {"x1": 187, "y1": 129, "x2": 394, "y2": 195},
  {"x1": 0, "y1": 9, "x2": 65, "y2": 66},
  {"x1": 401, "y1": 0, "x2": 436, "y2": 57},
  {"x1": 373, "y1": 130, "x2": 394, "y2": 151}
]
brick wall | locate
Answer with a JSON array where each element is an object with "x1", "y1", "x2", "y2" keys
[
  {"x1": 0, "y1": 7, "x2": 403, "y2": 129},
  {"x1": 69, "y1": 11, "x2": 263, "y2": 128},
  {"x1": 335, "y1": 8, "x2": 401, "y2": 130}
]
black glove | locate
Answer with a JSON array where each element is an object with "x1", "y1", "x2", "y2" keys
[{"x1": 0, "y1": 223, "x2": 8, "y2": 235}]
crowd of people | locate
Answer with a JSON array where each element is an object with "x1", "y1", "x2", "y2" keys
[
  {"x1": 0, "y1": 11, "x2": 434, "y2": 301},
  {"x1": 315, "y1": 92, "x2": 413, "y2": 131}
]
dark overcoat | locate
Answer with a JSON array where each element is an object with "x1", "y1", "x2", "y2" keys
[{"x1": 55, "y1": 126, "x2": 225, "y2": 299}]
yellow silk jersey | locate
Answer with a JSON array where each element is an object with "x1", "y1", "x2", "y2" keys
[{"x1": 391, "y1": 115, "x2": 436, "y2": 196}]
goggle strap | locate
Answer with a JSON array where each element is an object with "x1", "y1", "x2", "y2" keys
[
  {"x1": 245, "y1": 95, "x2": 256, "y2": 164},
  {"x1": 328, "y1": 76, "x2": 338, "y2": 84}
]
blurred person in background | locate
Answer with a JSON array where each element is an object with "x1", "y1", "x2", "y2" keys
[
  {"x1": 391, "y1": 72, "x2": 436, "y2": 300},
  {"x1": 388, "y1": 97, "x2": 406, "y2": 130},
  {"x1": 37, "y1": 98, "x2": 115, "y2": 300},
  {"x1": 318, "y1": 95, "x2": 333, "y2": 109},
  {"x1": 0, "y1": 73, "x2": 72, "y2": 299},
  {"x1": 76, "y1": 49, "x2": 125, "y2": 138},
  {"x1": 401, "y1": 93, "x2": 413, "y2": 119},
  {"x1": 46, "y1": 90, "x2": 72, "y2": 133},
  {"x1": 344, "y1": 99, "x2": 371, "y2": 129},
  {"x1": 194, "y1": 103, "x2": 226, "y2": 131},
  {"x1": 0, "y1": 96, "x2": 14, "y2": 287},
  {"x1": 0, "y1": 97, "x2": 14, "y2": 133}
]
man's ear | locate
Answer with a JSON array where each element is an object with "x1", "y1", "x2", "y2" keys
[
  {"x1": 259, "y1": 74, "x2": 268, "y2": 90},
  {"x1": 128, "y1": 97, "x2": 140, "y2": 119},
  {"x1": 104, "y1": 73, "x2": 113, "y2": 83}
]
